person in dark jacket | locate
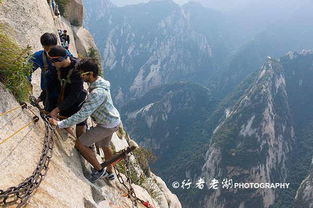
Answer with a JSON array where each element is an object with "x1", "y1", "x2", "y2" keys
[
  {"x1": 29, "y1": 33, "x2": 72, "y2": 111},
  {"x1": 47, "y1": 46, "x2": 87, "y2": 137}
]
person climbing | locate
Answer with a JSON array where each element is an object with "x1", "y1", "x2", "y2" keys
[
  {"x1": 58, "y1": 29, "x2": 62, "y2": 36},
  {"x1": 58, "y1": 29, "x2": 63, "y2": 43},
  {"x1": 29, "y1": 33, "x2": 72, "y2": 111},
  {"x1": 48, "y1": 58, "x2": 121, "y2": 183},
  {"x1": 30, "y1": 33, "x2": 56, "y2": 110},
  {"x1": 47, "y1": 46, "x2": 87, "y2": 138},
  {"x1": 61, "y1": 30, "x2": 70, "y2": 50},
  {"x1": 54, "y1": 4, "x2": 60, "y2": 16},
  {"x1": 51, "y1": 0, "x2": 55, "y2": 11}
]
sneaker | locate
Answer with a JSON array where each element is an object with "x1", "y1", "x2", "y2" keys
[
  {"x1": 90, "y1": 168, "x2": 108, "y2": 183},
  {"x1": 106, "y1": 171, "x2": 115, "y2": 181}
]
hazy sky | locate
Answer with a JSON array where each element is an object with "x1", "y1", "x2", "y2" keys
[
  {"x1": 112, "y1": 0, "x2": 312, "y2": 12},
  {"x1": 192, "y1": 0, "x2": 303, "y2": 11}
]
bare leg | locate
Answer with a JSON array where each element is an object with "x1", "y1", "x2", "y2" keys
[
  {"x1": 75, "y1": 140, "x2": 102, "y2": 171},
  {"x1": 102, "y1": 146, "x2": 113, "y2": 172},
  {"x1": 76, "y1": 125, "x2": 86, "y2": 138}
]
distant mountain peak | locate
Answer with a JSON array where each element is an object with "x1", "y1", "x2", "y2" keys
[
  {"x1": 300, "y1": 49, "x2": 313, "y2": 55},
  {"x1": 148, "y1": 0, "x2": 177, "y2": 4}
]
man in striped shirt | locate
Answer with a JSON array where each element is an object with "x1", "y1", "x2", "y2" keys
[{"x1": 49, "y1": 58, "x2": 121, "y2": 182}]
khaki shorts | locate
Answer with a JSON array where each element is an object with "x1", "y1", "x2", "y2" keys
[{"x1": 78, "y1": 125, "x2": 119, "y2": 147}]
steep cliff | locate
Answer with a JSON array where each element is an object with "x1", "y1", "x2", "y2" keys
[
  {"x1": 73, "y1": 26, "x2": 98, "y2": 58},
  {"x1": 0, "y1": 0, "x2": 181, "y2": 207},
  {"x1": 281, "y1": 51, "x2": 313, "y2": 208},
  {"x1": 196, "y1": 51, "x2": 313, "y2": 208},
  {"x1": 82, "y1": 0, "x2": 313, "y2": 206},
  {"x1": 121, "y1": 82, "x2": 216, "y2": 182},
  {"x1": 0, "y1": 83, "x2": 181, "y2": 208},
  {"x1": 64, "y1": 0, "x2": 84, "y2": 26},
  {"x1": 84, "y1": 1, "x2": 220, "y2": 106},
  {"x1": 201, "y1": 58, "x2": 295, "y2": 208},
  {"x1": 84, "y1": 0, "x2": 313, "y2": 108}
]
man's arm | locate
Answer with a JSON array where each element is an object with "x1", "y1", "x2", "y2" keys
[
  {"x1": 28, "y1": 52, "x2": 43, "y2": 82},
  {"x1": 57, "y1": 90, "x2": 106, "y2": 128},
  {"x1": 37, "y1": 90, "x2": 46, "y2": 103}
]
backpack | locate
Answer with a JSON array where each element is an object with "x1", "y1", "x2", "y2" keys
[{"x1": 56, "y1": 57, "x2": 80, "y2": 103}]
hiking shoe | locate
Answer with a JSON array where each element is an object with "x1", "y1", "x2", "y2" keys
[
  {"x1": 90, "y1": 168, "x2": 108, "y2": 183},
  {"x1": 105, "y1": 171, "x2": 115, "y2": 181}
]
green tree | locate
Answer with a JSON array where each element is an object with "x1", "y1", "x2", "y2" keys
[
  {"x1": 87, "y1": 47, "x2": 103, "y2": 77},
  {"x1": 55, "y1": 0, "x2": 69, "y2": 16}
]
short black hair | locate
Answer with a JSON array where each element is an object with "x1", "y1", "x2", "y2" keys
[
  {"x1": 77, "y1": 58, "x2": 99, "y2": 77},
  {"x1": 48, "y1": 46, "x2": 67, "y2": 57},
  {"x1": 40, "y1": 33, "x2": 57, "y2": 46}
]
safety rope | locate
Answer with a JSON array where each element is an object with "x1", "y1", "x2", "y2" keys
[
  {"x1": 0, "y1": 116, "x2": 39, "y2": 145},
  {"x1": 0, "y1": 101, "x2": 55, "y2": 207},
  {"x1": 0, "y1": 103, "x2": 27, "y2": 117}
]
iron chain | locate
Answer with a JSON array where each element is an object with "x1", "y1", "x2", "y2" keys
[
  {"x1": 114, "y1": 153, "x2": 139, "y2": 208},
  {"x1": 0, "y1": 107, "x2": 54, "y2": 207}
]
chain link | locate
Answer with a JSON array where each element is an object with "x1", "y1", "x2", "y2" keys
[
  {"x1": 0, "y1": 106, "x2": 54, "y2": 207},
  {"x1": 114, "y1": 141, "x2": 155, "y2": 208},
  {"x1": 114, "y1": 154, "x2": 139, "y2": 208}
]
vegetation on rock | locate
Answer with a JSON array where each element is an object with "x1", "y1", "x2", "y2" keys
[
  {"x1": 55, "y1": 0, "x2": 69, "y2": 16},
  {"x1": 0, "y1": 24, "x2": 32, "y2": 102}
]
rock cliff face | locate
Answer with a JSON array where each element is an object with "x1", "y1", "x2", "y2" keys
[
  {"x1": 0, "y1": 0, "x2": 56, "y2": 51},
  {"x1": 84, "y1": 0, "x2": 313, "y2": 107},
  {"x1": 282, "y1": 51, "x2": 313, "y2": 208},
  {"x1": 82, "y1": 0, "x2": 313, "y2": 206},
  {"x1": 84, "y1": 1, "x2": 218, "y2": 106},
  {"x1": 0, "y1": 0, "x2": 181, "y2": 207},
  {"x1": 121, "y1": 82, "x2": 216, "y2": 183},
  {"x1": 73, "y1": 26, "x2": 98, "y2": 57},
  {"x1": 0, "y1": 0, "x2": 93, "y2": 57},
  {"x1": 0, "y1": 83, "x2": 181, "y2": 208},
  {"x1": 201, "y1": 58, "x2": 295, "y2": 208},
  {"x1": 64, "y1": 0, "x2": 84, "y2": 26},
  {"x1": 295, "y1": 172, "x2": 313, "y2": 208}
]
